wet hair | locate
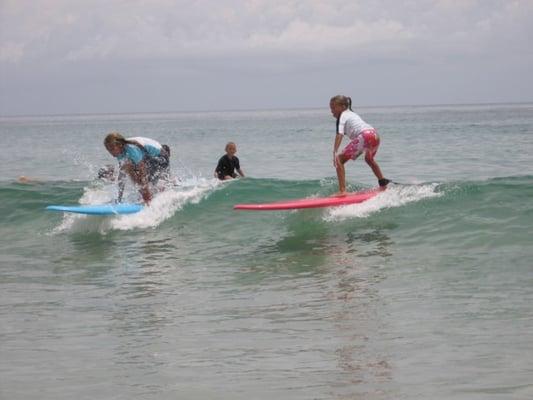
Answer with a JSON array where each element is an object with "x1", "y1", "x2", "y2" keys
[
  {"x1": 330, "y1": 95, "x2": 353, "y2": 111},
  {"x1": 225, "y1": 142, "x2": 236, "y2": 151},
  {"x1": 161, "y1": 144, "x2": 170, "y2": 156},
  {"x1": 104, "y1": 132, "x2": 144, "y2": 151},
  {"x1": 105, "y1": 132, "x2": 124, "y2": 149}
]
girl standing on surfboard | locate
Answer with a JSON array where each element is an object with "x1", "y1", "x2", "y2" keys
[
  {"x1": 104, "y1": 132, "x2": 170, "y2": 204},
  {"x1": 330, "y1": 95, "x2": 389, "y2": 196}
]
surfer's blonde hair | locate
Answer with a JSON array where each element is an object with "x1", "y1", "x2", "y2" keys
[
  {"x1": 225, "y1": 142, "x2": 237, "y2": 151},
  {"x1": 104, "y1": 132, "x2": 144, "y2": 152},
  {"x1": 104, "y1": 132, "x2": 127, "y2": 148}
]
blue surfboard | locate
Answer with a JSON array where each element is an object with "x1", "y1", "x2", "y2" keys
[{"x1": 46, "y1": 203, "x2": 143, "y2": 215}]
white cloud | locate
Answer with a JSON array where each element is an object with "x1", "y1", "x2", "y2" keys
[
  {"x1": 7, "y1": 0, "x2": 530, "y2": 64},
  {"x1": 0, "y1": 42, "x2": 24, "y2": 62},
  {"x1": 0, "y1": 2, "x2": 368, "y2": 62},
  {"x1": 1, "y1": 0, "x2": 532, "y2": 114},
  {"x1": 245, "y1": 18, "x2": 412, "y2": 54}
]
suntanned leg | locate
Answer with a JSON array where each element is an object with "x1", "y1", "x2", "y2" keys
[
  {"x1": 335, "y1": 154, "x2": 348, "y2": 195},
  {"x1": 365, "y1": 155, "x2": 384, "y2": 181},
  {"x1": 139, "y1": 187, "x2": 152, "y2": 203},
  {"x1": 122, "y1": 164, "x2": 141, "y2": 184},
  {"x1": 123, "y1": 163, "x2": 152, "y2": 204}
]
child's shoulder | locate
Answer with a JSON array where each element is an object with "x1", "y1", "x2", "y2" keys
[{"x1": 341, "y1": 109, "x2": 357, "y2": 118}]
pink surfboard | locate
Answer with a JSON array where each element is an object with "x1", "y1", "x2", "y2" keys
[{"x1": 234, "y1": 187, "x2": 385, "y2": 211}]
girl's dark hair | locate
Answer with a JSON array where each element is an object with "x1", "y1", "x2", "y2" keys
[{"x1": 330, "y1": 95, "x2": 353, "y2": 110}]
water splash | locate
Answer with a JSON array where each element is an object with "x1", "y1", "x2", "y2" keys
[
  {"x1": 52, "y1": 176, "x2": 224, "y2": 234},
  {"x1": 324, "y1": 183, "x2": 441, "y2": 222}
]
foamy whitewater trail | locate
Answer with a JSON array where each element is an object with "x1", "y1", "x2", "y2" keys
[
  {"x1": 52, "y1": 177, "x2": 224, "y2": 233},
  {"x1": 324, "y1": 183, "x2": 441, "y2": 222}
]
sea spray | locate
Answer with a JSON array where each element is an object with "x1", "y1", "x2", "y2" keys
[
  {"x1": 324, "y1": 183, "x2": 441, "y2": 222},
  {"x1": 51, "y1": 177, "x2": 224, "y2": 233}
]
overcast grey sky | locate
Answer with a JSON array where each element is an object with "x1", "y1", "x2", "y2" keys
[{"x1": 1, "y1": 0, "x2": 532, "y2": 116}]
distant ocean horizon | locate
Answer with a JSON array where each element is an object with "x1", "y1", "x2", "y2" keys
[
  {"x1": 1, "y1": 102, "x2": 532, "y2": 399},
  {"x1": 2, "y1": 100, "x2": 532, "y2": 119}
]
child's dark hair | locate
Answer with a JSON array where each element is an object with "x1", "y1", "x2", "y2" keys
[{"x1": 330, "y1": 95, "x2": 353, "y2": 111}]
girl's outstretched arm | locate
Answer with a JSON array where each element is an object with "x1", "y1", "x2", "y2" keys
[{"x1": 333, "y1": 134, "x2": 343, "y2": 167}]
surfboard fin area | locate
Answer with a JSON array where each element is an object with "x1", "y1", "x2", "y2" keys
[{"x1": 233, "y1": 187, "x2": 385, "y2": 211}]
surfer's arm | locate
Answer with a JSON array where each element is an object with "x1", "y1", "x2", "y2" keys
[
  {"x1": 237, "y1": 168, "x2": 245, "y2": 178},
  {"x1": 333, "y1": 134, "x2": 343, "y2": 167},
  {"x1": 117, "y1": 165, "x2": 128, "y2": 202},
  {"x1": 214, "y1": 158, "x2": 223, "y2": 178}
]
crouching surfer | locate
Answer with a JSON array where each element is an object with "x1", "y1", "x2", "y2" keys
[
  {"x1": 104, "y1": 132, "x2": 170, "y2": 204},
  {"x1": 330, "y1": 95, "x2": 390, "y2": 196}
]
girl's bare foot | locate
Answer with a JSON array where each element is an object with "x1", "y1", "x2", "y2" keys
[{"x1": 332, "y1": 191, "x2": 347, "y2": 197}]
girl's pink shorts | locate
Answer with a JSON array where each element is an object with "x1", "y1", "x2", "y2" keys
[{"x1": 341, "y1": 129, "x2": 380, "y2": 161}]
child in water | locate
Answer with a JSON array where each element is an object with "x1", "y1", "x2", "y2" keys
[
  {"x1": 330, "y1": 95, "x2": 389, "y2": 195},
  {"x1": 104, "y1": 132, "x2": 170, "y2": 204},
  {"x1": 214, "y1": 142, "x2": 245, "y2": 180}
]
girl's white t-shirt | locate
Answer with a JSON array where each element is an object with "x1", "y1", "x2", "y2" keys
[{"x1": 338, "y1": 110, "x2": 373, "y2": 140}]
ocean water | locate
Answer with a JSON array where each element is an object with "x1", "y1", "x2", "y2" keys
[{"x1": 1, "y1": 104, "x2": 532, "y2": 399}]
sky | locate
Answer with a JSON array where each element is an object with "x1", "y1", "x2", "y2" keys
[{"x1": 1, "y1": 0, "x2": 532, "y2": 116}]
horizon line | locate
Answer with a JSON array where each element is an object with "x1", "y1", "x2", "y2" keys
[{"x1": 1, "y1": 100, "x2": 532, "y2": 119}]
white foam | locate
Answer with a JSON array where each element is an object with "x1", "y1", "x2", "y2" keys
[
  {"x1": 324, "y1": 184, "x2": 441, "y2": 222},
  {"x1": 52, "y1": 176, "x2": 224, "y2": 234}
]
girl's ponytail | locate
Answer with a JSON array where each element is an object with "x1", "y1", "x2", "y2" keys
[
  {"x1": 104, "y1": 132, "x2": 127, "y2": 148},
  {"x1": 104, "y1": 132, "x2": 143, "y2": 148},
  {"x1": 330, "y1": 95, "x2": 352, "y2": 110}
]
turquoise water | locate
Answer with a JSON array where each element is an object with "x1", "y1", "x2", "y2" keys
[{"x1": 1, "y1": 104, "x2": 533, "y2": 399}]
